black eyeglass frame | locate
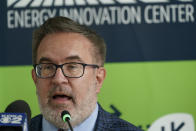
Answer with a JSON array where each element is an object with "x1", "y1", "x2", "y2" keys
[{"x1": 33, "y1": 62, "x2": 100, "y2": 79}]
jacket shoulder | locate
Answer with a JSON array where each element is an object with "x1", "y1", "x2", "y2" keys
[
  {"x1": 29, "y1": 114, "x2": 42, "y2": 131},
  {"x1": 95, "y1": 105, "x2": 143, "y2": 131}
]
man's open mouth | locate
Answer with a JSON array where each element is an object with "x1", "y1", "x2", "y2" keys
[{"x1": 52, "y1": 94, "x2": 72, "y2": 100}]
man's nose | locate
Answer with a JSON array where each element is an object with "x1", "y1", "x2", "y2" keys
[{"x1": 52, "y1": 67, "x2": 69, "y2": 84}]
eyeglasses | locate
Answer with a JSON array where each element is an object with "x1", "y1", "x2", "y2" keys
[{"x1": 33, "y1": 62, "x2": 99, "y2": 78}]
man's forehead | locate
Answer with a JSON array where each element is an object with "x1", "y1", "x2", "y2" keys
[
  {"x1": 38, "y1": 32, "x2": 93, "y2": 51},
  {"x1": 36, "y1": 32, "x2": 94, "y2": 64}
]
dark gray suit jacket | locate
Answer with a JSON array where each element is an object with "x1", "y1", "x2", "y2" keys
[{"x1": 29, "y1": 105, "x2": 142, "y2": 131}]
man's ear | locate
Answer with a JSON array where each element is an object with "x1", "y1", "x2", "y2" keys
[
  {"x1": 96, "y1": 67, "x2": 106, "y2": 94},
  {"x1": 32, "y1": 69, "x2": 37, "y2": 84}
]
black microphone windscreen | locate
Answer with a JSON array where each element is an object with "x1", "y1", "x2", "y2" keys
[
  {"x1": 61, "y1": 110, "x2": 71, "y2": 121},
  {"x1": 5, "y1": 100, "x2": 31, "y2": 124}
]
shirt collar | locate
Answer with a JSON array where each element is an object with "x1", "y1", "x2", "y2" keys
[{"x1": 42, "y1": 103, "x2": 98, "y2": 131}]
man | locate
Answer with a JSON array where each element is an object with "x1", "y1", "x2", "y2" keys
[{"x1": 30, "y1": 16, "x2": 142, "y2": 131}]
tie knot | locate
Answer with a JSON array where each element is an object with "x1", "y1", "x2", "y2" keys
[{"x1": 58, "y1": 129, "x2": 64, "y2": 131}]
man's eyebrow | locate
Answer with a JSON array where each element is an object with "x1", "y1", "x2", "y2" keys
[
  {"x1": 38, "y1": 56, "x2": 84, "y2": 64},
  {"x1": 38, "y1": 57, "x2": 52, "y2": 63}
]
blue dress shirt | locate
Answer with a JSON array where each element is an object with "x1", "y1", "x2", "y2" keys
[{"x1": 42, "y1": 104, "x2": 98, "y2": 131}]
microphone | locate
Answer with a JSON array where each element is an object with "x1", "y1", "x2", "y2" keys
[
  {"x1": 61, "y1": 110, "x2": 73, "y2": 131},
  {"x1": 0, "y1": 100, "x2": 31, "y2": 131},
  {"x1": 5, "y1": 100, "x2": 31, "y2": 125}
]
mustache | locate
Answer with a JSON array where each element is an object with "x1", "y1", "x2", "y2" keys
[{"x1": 48, "y1": 86, "x2": 76, "y2": 103}]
